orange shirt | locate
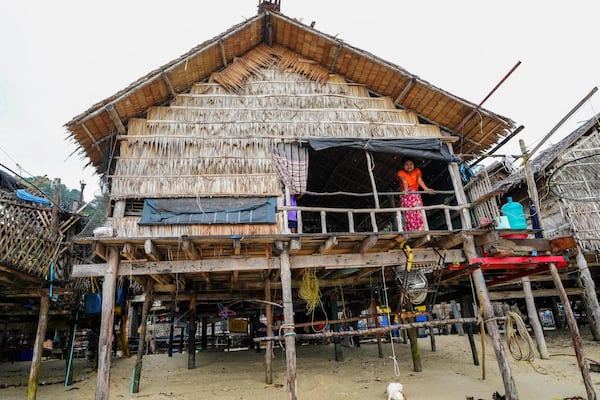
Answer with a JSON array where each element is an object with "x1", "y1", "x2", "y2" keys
[{"x1": 397, "y1": 168, "x2": 421, "y2": 191}]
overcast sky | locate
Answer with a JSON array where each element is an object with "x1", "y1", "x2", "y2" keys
[{"x1": 1, "y1": 1, "x2": 598, "y2": 201}]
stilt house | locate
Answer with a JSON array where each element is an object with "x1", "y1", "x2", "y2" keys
[{"x1": 64, "y1": 2, "x2": 581, "y2": 399}]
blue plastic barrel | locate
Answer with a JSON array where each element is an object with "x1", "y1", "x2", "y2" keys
[{"x1": 501, "y1": 197, "x2": 527, "y2": 229}]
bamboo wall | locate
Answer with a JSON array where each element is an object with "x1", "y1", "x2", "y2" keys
[{"x1": 109, "y1": 45, "x2": 443, "y2": 238}]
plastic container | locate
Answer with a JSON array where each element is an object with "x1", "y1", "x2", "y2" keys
[{"x1": 501, "y1": 197, "x2": 527, "y2": 230}]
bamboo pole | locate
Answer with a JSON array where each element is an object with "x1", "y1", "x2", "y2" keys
[
  {"x1": 550, "y1": 263, "x2": 596, "y2": 400},
  {"x1": 521, "y1": 276, "x2": 549, "y2": 359},
  {"x1": 464, "y1": 236, "x2": 518, "y2": 400},
  {"x1": 64, "y1": 312, "x2": 77, "y2": 386},
  {"x1": 26, "y1": 295, "x2": 49, "y2": 400},
  {"x1": 575, "y1": 249, "x2": 600, "y2": 340},
  {"x1": 264, "y1": 277, "x2": 273, "y2": 384},
  {"x1": 280, "y1": 247, "x2": 297, "y2": 400},
  {"x1": 132, "y1": 278, "x2": 153, "y2": 393},
  {"x1": 253, "y1": 317, "x2": 479, "y2": 342},
  {"x1": 95, "y1": 247, "x2": 120, "y2": 400},
  {"x1": 188, "y1": 293, "x2": 196, "y2": 369}
]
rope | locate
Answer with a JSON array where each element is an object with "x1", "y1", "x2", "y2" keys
[
  {"x1": 298, "y1": 269, "x2": 328, "y2": 332},
  {"x1": 505, "y1": 311, "x2": 535, "y2": 362},
  {"x1": 382, "y1": 265, "x2": 401, "y2": 377}
]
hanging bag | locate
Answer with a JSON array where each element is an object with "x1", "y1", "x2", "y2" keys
[{"x1": 84, "y1": 277, "x2": 102, "y2": 315}]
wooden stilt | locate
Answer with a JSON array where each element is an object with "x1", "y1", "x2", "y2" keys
[
  {"x1": 549, "y1": 263, "x2": 596, "y2": 400},
  {"x1": 460, "y1": 295, "x2": 480, "y2": 366},
  {"x1": 132, "y1": 278, "x2": 153, "y2": 393},
  {"x1": 264, "y1": 277, "x2": 273, "y2": 385},
  {"x1": 168, "y1": 320, "x2": 174, "y2": 357},
  {"x1": 370, "y1": 297, "x2": 383, "y2": 358},
  {"x1": 450, "y1": 300, "x2": 464, "y2": 335},
  {"x1": 329, "y1": 294, "x2": 343, "y2": 362},
  {"x1": 464, "y1": 235, "x2": 518, "y2": 400},
  {"x1": 407, "y1": 315, "x2": 422, "y2": 372},
  {"x1": 201, "y1": 317, "x2": 208, "y2": 351},
  {"x1": 280, "y1": 247, "x2": 297, "y2": 400},
  {"x1": 575, "y1": 249, "x2": 600, "y2": 340},
  {"x1": 65, "y1": 313, "x2": 78, "y2": 386},
  {"x1": 27, "y1": 294, "x2": 49, "y2": 400},
  {"x1": 95, "y1": 247, "x2": 120, "y2": 400},
  {"x1": 551, "y1": 297, "x2": 564, "y2": 329},
  {"x1": 521, "y1": 276, "x2": 549, "y2": 359},
  {"x1": 188, "y1": 293, "x2": 196, "y2": 369}
]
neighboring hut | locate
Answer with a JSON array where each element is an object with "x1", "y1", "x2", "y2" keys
[
  {"x1": 0, "y1": 177, "x2": 88, "y2": 398},
  {"x1": 491, "y1": 113, "x2": 600, "y2": 339},
  {"x1": 63, "y1": 3, "x2": 582, "y2": 400}
]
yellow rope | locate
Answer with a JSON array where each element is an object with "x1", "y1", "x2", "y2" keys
[{"x1": 299, "y1": 269, "x2": 328, "y2": 332}]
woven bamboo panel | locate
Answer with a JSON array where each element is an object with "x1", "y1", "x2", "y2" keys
[{"x1": 0, "y1": 192, "x2": 63, "y2": 278}]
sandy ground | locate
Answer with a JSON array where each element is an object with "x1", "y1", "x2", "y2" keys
[{"x1": 2, "y1": 328, "x2": 600, "y2": 399}]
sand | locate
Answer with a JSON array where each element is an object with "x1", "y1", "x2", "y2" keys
[{"x1": 2, "y1": 328, "x2": 599, "y2": 399}]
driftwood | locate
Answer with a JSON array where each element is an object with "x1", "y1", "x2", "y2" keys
[{"x1": 253, "y1": 317, "x2": 478, "y2": 342}]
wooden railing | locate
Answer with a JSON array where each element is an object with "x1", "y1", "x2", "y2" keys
[{"x1": 281, "y1": 202, "x2": 471, "y2": 234}]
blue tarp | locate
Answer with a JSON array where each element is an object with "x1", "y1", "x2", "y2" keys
[
  {"x1": 139, "y1": 197, "x2": 276, "y2": 225},
  {"x1": 16, "y1": 189, "x2": 51, "y2": 205}
]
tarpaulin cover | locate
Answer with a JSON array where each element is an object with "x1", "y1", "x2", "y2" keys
[
  {"x1": 139, "y1": 197, "x2": 276, "y2": 225},
  {"x1": 308, "y1": 138, "x2": 456, "y2": 162}
]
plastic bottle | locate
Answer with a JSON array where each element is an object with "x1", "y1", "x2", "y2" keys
[{"x1": 501, "y1": 197, "x2": 527, "y2": 229}]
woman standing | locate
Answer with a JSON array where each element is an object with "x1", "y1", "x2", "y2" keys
[{"x1": 396, "y1": 159, "x2": 434, "y2": 231}]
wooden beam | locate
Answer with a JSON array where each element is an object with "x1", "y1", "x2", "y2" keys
[
  {"x1": 104, "y1": 103, "x2": 126, "y2": 135},
  {"x1": 94, "y1": 241, "x2": 107, "y2": 261},
  {"x1": 233, "y1": 238, "x2": 241, "y2": 256},
  {"x1": 394, "y1": 77, "x2": 416, "y2": 106},
  {"x1": 356, "y1": 234, "x2": 378, "y2": 254},
  {"x1": 317, "y1": 236, "x2": 338, "y2": 254},
  {"x1": 182, "y1": 239, "x2": 198, "y2": 260},
  {"x1": 329, "y1": 44, "x2": 342, "y2": 72},
  {"x1": 72, "y1": 249, "x2": 464, "y2": 277},
  {"x1": 120, "y1": 243, "x2": 137, "y2": 261},
  {"x1": 219, "y1": 39, "x2": 228, "y2": 66},
  {"x1": 26, "y1": 295, "x2": 49, "y2": 400},
  {"x1": 0, "y1": 265, "x2": 43, "y2": 284},
  {"x1": 144, "y1": 240, "x2": 162, "y2": 262},
  {"x1": 161, "y1": 71, "x2": 176, "y2": 97}
]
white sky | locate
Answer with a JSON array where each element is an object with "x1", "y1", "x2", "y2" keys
[{"x1": 1, "y1": 0, "x2": 599, "y2": 201}]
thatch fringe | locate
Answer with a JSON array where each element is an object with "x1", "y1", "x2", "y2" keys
[
  {"x1": 107, "y1": 217, "x2": 279, "y2": 238},
  {"x1": 174, "y1": 92, "x2": 395, "y2": 110},
  {"x1": 110, "y1": 175, "x2": 281, "y2": 198},
  {"x1": 146, "y1": 106, "x2": 418, "y2": 125},
  {"x1": 211, "y1": 44, "x2": 330, "y2": 92}
]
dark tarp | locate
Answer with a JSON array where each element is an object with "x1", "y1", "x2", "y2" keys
[
  {"x1": 308, "y1": 138, "x2": 457, "y2": 162},
  {"x1": 139, "y1": 197, "x2": 276, "y2": 225}
]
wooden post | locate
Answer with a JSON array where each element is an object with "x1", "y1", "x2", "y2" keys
[
  {"x1": 168, "y1": 320, "x2": 174, "y2": 357},
  {"x1": 370, "y1": 297, "x2": 383, "y2": 358},
  {"x1": 461, "y1": 295, "x2": 480, "y2": 366},
  {"x1": 264, "y1": 277, "x2": 273, "y2": 385},
  {"x1": 188, "y1": 293, "x2": 196, "y2": 369},
  {"x1": 65, "y1": 312, "x2": 78, "y2": 386},
  {"x1": 575, "y1": 249, "x2": 600, "y2": 340},
  {"x1": 551, "y1": 297, "x2": 564, "y2": 329},
  {"x1": 365, "y1": 151, "x2": 380, "y2": 208},
  {"x1": 464, "y1": 235, "x2": 518, "y2": 400},
  {"x1": 201, "y1": 317, "x2": 208, "y2": 351},
  {"x1": 132, "y1": 278, "x2": 153, "y2": 393},
  {"x1": 549, "y1": 263, "x2": 596, "y2": 400},
  {"x1": 406, "y1": 314, "x2": 422, "y2": 372},
  {"x1": 27, "y1": 294, "x2": 49, "y2": 400},
  {"x1": 95, "y1": 247, "x2": 120, "y2": 400},
  {"x1": 450, "y1": 300, "x2": 464, "y2": 336},
  {"x1": 521, "y1": 276, "x2": 549, "y2": 359},
  {"x1": 280, "y1": 247, "x2": 297, "y2": 400},
  {"x1": 330, "y1": 294, "x2": 343, "y2": 362}
]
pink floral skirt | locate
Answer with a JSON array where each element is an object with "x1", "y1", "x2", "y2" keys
[{"x1": 400, "y1": 193, "x2": 424, "y2": 231}]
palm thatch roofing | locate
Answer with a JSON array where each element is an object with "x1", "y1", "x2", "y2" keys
[
  {"x1": 65, "y1": 9, "x2": 516, "y2": 175},
  {"x1": 493, "y1": 113, "x2": 600, "y2": 195}
]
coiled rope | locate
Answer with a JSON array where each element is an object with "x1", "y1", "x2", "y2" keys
[
  {"x1": 298, "y1": 269, "x2": 328, "y2": 332},
  {"x1": 505, "y1": 311, "x2": 535, "y2": 362}
]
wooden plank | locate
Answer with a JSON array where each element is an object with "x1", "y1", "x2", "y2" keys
[{"x1": 72, "y1": 249, "x2": 464, "y2": 277}]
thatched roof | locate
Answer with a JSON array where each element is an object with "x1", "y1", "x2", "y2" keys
[
  {"x1": 65, "y1": 9, "x2": 516, "y2": 176},
  {"x1": 493, "y1": 112, "x2": 600, "y2": 194}
]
